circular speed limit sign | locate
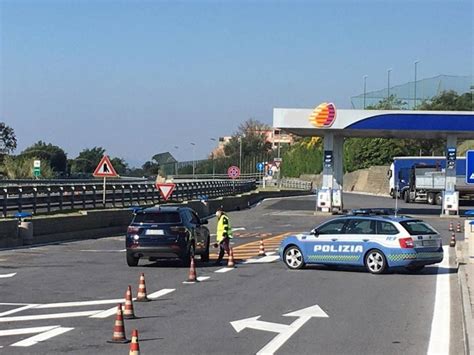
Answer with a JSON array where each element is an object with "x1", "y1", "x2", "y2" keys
[{"x1": 227, "y1": 165, "x2": 241, "y2": 179}]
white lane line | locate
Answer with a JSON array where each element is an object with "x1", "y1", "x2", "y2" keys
[
  {"x1": 0, "y1": 304, "x2": 39, "y2": 317},
  {"x1": 427, "y1": 245, "x2": 450, "y2": 355},
  {"x1": 244, "y1": 255, "x2": 280, "y2": 264},
  {"x1": 11, "y1": 327, "x2": 74, "y2": 347},
  {"x1": 0, "y1": 310, "x2": 101, "y2": 322},
  {"x1": 183, "y1": 276, "x2": 210, "y2": 284},
  {"x1": 232, "y1": 227, "x2": 246, "y2": 232},
  {"x1": 0, "y1": 303, "x2": 31, "y2": 306},
  {"x1": 147, "y1": 288, "x2": 175, "y2": 300},
  {"x1": 36, "y1": 299, "x2": 124, "y2": 309},
  {"x1": 0, "y1": 273, "x2": 17, "y2": 278},
  {"x1": 0, "y1": 325, "x2": 59, "y2": 337},
  {"x1": 90, "y1": 289, "x2": 175, "y2": 319},
  {"x1": 215, "y1": 267, "x2": 234, "y2": 273}
]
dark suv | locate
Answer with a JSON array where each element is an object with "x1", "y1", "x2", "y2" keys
[{"x1": 126, "y1": 206, "x2": 210, "y2": 266}]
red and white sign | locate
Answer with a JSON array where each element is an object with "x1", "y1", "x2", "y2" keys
[
  {"x1": 227, "y1": 166, "x2": 241, "y2": 179},
  {"x1": 93, "y1": 155, "x2": 118, "y2": 178},
  {"x1": 156, "y1": 183, "x2": 176, "y2": 201}
]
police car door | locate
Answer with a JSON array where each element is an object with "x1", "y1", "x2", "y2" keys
[
  {"x1": 306, "y1": 219, "x2": 349, "y2": 264},
  {"x1": 341, "y1": 218, "x2": 377, "y2": 266}
]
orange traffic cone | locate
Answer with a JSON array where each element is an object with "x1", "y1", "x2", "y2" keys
[
  {"x1": 227, "y1": 247, "x2": 235, "y2": 268},
  {"x1": 258, "y1": 239, "x2": 266, "y2": 256},
  {"x1": 456, "y1": 222, "x2": 462, "y2": 233},
  {"x1": 123, "y1": 285, "x2": 136, "y2": 319},
  {"x1": 136, "y1": 273, "x2": 149, "y2": 302},
  {"x1": 187, "y1": 255, "x2": 197, "y2": 282},
  {"x1": 449, "y1": 222, "x2": 453, "y2": 231},
  {"x1": 129, "y1": 329, "x2": 140, "y2": 355},
  {"x1": 107, "y1": 303, "x2": 130, "y2": 343},
  {"x1": 450, "y1": 232, "x2": 456, "y2": 247}
]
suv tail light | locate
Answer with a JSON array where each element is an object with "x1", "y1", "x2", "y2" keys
[
  {"x1": 127, "y1": 226, "x2": 141, "y2": 234},
  {"x1": 399, "y1": 237, "x2": 414, "y2": 249}
]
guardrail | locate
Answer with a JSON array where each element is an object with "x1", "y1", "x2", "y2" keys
[
  {"x1": 279, "y1": 178, "x2": 313, "y2": 190},
  {"x1": 0, "y1": 179, "x2": 256, "y2": 218}
]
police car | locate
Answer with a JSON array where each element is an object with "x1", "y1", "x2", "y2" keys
[{"x1": 279, "y1": 213, "x2": 443, "y2": 274}]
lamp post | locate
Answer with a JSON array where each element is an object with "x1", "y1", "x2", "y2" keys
[
  {"x1": 190, "y1": 142, "x2": 196, "y2": 179},
  {"x1": 387, "y1": 68, "x2": 392, "y2": 99},
  {"x1": 414, "y1": 60, "x2": 420, "y2": 109},
  {"x1": 363, "y1": 75, "x2": 368, "y2": 109},
  {"x1": 238, "y1": 136, "x2": 242, "y2": 171},
  {"x1": 173, "y1": 146, "x2": 179, "y2": 176},
  {"x1": 210, "y1": 138, "x2": 216, "y2": 179}
]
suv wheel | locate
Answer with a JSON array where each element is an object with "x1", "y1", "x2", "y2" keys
[
  {"x1": 365, "y1": 249, "x2": 387, "y2": 274},
  {"x1": 127, "y1": 253, "x2": 139, "y2": 267}
]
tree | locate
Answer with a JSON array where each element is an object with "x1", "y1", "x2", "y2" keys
[
  {"x1": 110, "y1": 157, "x2": 128, "y2": 175},
  {"x1": 0, "y1": 122, "x2": 17, "y2": 154},
  {"x1": 21, "y1": 141, "x2": 67, "y2": 173},
  {"x1": 71, "y1": 147, "x2": 106, "y2": 174},
  {"x1": 418, "y1": 90, "x2": 473, "y2": 111},
  {"x1": 366, "y1": 95, "x2": 408, "y2": 110},
  {"x1": 223, "y1": 119, "x2": 272, "y2": 158},
  {"x1": 3, "y1": 155, "x2": 54, "y2": 179},
  {"x1": 281, "y1": 138, "x2": 322, "y2": 177}
]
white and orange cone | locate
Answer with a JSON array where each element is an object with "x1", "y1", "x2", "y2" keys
[
  {"x1": 123, "y1": 285, "x2": 136, "y2": 319},
  {"x1": 107, "y1": 303, "x2": 130, "y2": 343},
  {"x1": 449, "y1": 222, "x2": 454, "y2": 231},
  {"x1": 136, "y1": 273, "x2": 149, "y2": 302},
  {"x1": 187, "y1": 255, "x2": 197, "y2": 282},
  {"x1": 258, "y1": 239, "x2": 266, "y2": 256},
  {"x1": 450, "y1": 232, "x2": 456, "y2": 247},
  {"x1": 227, "y1": 247, "x2": 235, "y2": 268},
  {"x1": 129, "y1": 329, "x2": 140, "y2": 355},
  {"x1": 456, "y1": 222, "x2": 462, "y2": 233}
]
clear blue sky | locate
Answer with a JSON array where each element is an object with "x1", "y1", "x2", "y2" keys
[{"x1": 1, "y1": 0, "x2": 472, "y2": 167}]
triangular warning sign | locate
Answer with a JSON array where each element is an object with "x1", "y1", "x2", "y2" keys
[
  {"x1": 470, "y1": 173, "x2": 474, "y2": 180},
  {"x1": 156, "y1": 183, "x2": 176, "y2": 201},
  {"x1": 93, "y1": 155, "x2": 118, "y2": 177}
]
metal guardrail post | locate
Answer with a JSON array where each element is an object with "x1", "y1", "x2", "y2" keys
[
  {"x1": 112, "y1": 185, "x2": 116, "y2": 208},
  {"x1": 151, "y1": 184, "x2": 156, "y2": 205},
  {"x1": 18, "y1": 188, "x2": 23, "y2": 213},
  {"x1": 121, "y1": 185, "x2": 125, "y2": 207},
  {"x1": 144, "y1": 185, "x2": 148, "y2": 205},
  {"x1": 46, "y1": 187, "x2": 51, "y2": 213},
  {"x1": 70, "y1": 186, "x2": 75, "y2": 210},
  {"x1": 2, "y1": 188, "x2": 7, "y2": 217},
  {"x1": 129, "y1": 185, "x2": 133, "y2": 206},
  {"x1": 92, "y1": 185, "x2": 97, "y2": 209},
  {"x1": 59, "y1": 186, "x2": 64, "y2": 211},
  {"x1": 32, "y1": 187, "x2": 38, "y2": 214},
  {"x1": 137, "y1": 185, "x2": 141, "y2": 205},
  {"x1": 82, "y1": 186, "x2": 87, "y2": 209}
]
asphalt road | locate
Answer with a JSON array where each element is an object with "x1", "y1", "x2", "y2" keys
[{"x1": 0, "y1": 193, "x2": 465, "y2": 354}]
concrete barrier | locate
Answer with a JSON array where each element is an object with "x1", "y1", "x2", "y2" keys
[{"x1": 0, "y1": 219, "x2": 21, "y2": 248}]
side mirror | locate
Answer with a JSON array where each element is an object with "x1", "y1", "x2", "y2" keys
[
  {"x1": 311, "y1": 228, "x2": 319, "y2": 236},
  {"x1": 200, "y1": 219, "x2": 209, "y2": 225}
]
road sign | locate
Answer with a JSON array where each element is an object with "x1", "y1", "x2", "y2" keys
[
  {"x1": 33, "y1": 160, "x2": 41, "y2": 177},
  {"x1": 93, "y1": 156, "x2": 118, "y2": 178},
  {"x1": 156, "y1": 183, "x2": 176, "y2": 201},
  {"x1": 274, "y1": 160, "x2": 281, "y2": 168},
  {"x1": 256, "y1": 162, "x2": 264, "y2": 172},
  {"x1": 446, "y1": 147, "x2": 456, "y2": 170},
  {"x1": 227, "y1": 166, "x2": 240, "y2": 179},
  {"x1": 231, "y1": 304, "x2": 328, "y2": 355},
  {"x1": 467, "y1": 150, "x2": 474, "y2": 184}
]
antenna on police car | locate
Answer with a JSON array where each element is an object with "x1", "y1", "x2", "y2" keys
[{"x1": 394, "y1": 183, "x2": 399, "y2": 217}]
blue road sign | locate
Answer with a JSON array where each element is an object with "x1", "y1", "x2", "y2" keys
[
  {"x1": 256, "y1": 162, "x2": 264, "y2": 172},
  {"x1": 467, "y1": 150, "x2": 474, "y2": 184}
]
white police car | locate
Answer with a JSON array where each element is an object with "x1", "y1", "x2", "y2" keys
[{"x1": 279, "y1": 214, "x2": 443, "y2": 274}]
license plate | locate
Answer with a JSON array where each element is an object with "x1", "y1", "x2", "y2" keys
[
  {"x1": 422, "y1": 240, "x2": 438, "y2": 247},
  {"x1": 145, "y1": 229, "x2": 164, "y2": 236}
]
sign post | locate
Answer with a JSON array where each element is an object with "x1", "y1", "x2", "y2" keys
[
  {"x1": 93, "y1": 155, "x2": 118, "y2": 206},
  {"x1": 228, "y1": 166, "x2": 241, "y2": 192}
]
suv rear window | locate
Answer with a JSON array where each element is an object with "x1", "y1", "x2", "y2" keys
[
  {"x1": 400, "y1": 220, "x2": 437, "y2": 235},
  {"x1": 133, "y1": 212, "x2": 181, "y2": 224}
]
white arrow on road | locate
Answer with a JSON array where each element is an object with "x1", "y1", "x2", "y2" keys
[
  {"x1": 230, "y1": 304, "x2": 328, "y2": 355},
  {"x1": 0, "y1": 273, "x2": 17, "y2": 278}
]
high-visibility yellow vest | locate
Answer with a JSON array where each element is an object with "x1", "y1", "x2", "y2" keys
[{"x1": 216, "y1": 214, "x2": 232, "y2": 243}]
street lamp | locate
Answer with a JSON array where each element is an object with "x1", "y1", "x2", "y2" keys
[
  {"x1": 190, "y1": 142, "x2": 196, "y2": 178},
  {"x1": 173, "y1": 146, "x2": 179, "y2": 175},
  {"x1": 363, "y1": 75, "x2": 368, "y2": 109},
  {"x1": 387, "y1": 68, "x2": 392, "y2": 99},
  {"x1": 210, "y1": 138, "x2": 216, "y2": 179},
  {"x1": 414, "y1": 60, "x2": 420, "y2": 109},
  {"x1": 238, "y1": 136, "x2": 243, "y2": 172}
]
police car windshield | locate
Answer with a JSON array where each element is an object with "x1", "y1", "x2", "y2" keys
[
  {"x1": 134, "y1": 212, "x2": 181, "y2": 224},
  {"x1": 399, "y1": 220, "x2": 437, "y2": 235}
]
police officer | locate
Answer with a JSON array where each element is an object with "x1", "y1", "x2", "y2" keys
[{"x1": 214, "y1": 207, "x2": 232, "y2": 266}]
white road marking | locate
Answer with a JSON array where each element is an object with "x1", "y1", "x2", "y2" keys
[
  {"x1": 0, "y1": 273, "x2": 17, "y2": 278},
  {"x1": 244, "y1": 255, "x2": 280, "y2": 264},
  {"x1": 11, "y1": 327, "x2": 74, "y2": 347},
  {"x1": 0, "y1": 310, "x2": 101, "y2": 322},
  {"x1": 231, "y1": 304, "x2": 329, "y2": 355},
  {"x1": 147, "y1": 288, "x2": 175, "y2": 300},
  {"x1": 36, "y1": 299, "x2": 124, "y2": 309},
  {"x1": 90, "y1": 288, "x2": 175, "y2": 318},
  {"x1": 232, "y1": 227, "x2": 246, "y2": 232},
  {"x1": 0, "y1": 325, "x2": 59, "y2": 337},
  {"x1": 0, "y1": 303, "x2": 31, "y2": 306},
  {"x1": 0, "y1": 304, "x2": 39, "y2": 317},
  {"x1": 427, "y1": 245, "x2": 450, "y2": 355},
  {"x1": 183, "y1": 276, "x2": 210, "y2": 284},
  {"x1": 215, "y1": 267, "x2": 234, "y2": 273}
]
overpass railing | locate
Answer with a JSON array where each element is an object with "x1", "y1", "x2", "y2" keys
[{"x1": 0, "y1": 179, "x2": 256, "y2": 218}]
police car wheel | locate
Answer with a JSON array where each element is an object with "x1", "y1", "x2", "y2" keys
[
  {"x1": 365, "y1": 249, "x2": 387, "y2": 274},
  {"x1": 283, "y1": 246, "x2": 305, "y2": 270}
]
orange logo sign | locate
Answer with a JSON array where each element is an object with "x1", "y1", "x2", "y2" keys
[{"x1": 309, "y1": 103, "x2": 336, "y2": 127}]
